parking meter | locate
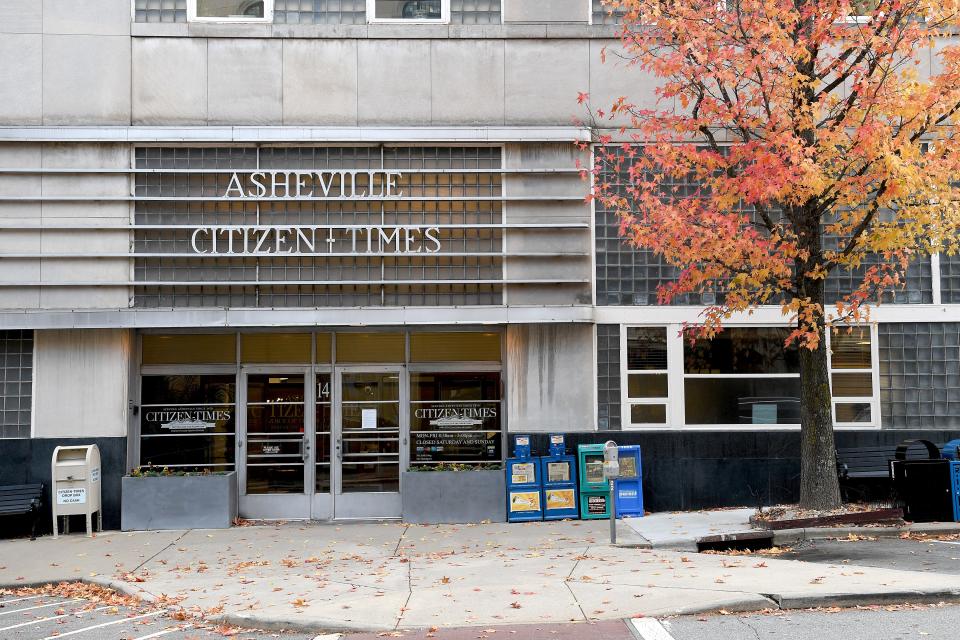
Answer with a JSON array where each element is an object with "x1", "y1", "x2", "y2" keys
[
  {"x1": 602, "y1": 441, "x2": 620, "y2": 480},
  {"x1": 603, "y1": 440, "x2": 619, "y2": 543}
]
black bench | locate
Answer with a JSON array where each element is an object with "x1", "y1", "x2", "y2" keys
[
  {"x1": 0, "y1": 483, "x2": 43, "y2": 540},
  {"x1": 836, "y1": 441, "x2": 943, "y2": 502}
]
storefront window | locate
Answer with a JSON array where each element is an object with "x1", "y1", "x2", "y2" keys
[
  {"x1": 369, "y1": 0, "x2": 447, "y2": 21},
  {"x1": 190, "y1": 0, "x2": 272, "y2": 20},
  {"x1": 829, "y1": 326, "x2": 875, "y2": 424},
  {"x1": 684, "y1": 327, "x2": 801, "y2": 425},
  {"x1": 409, "y1": 372, "x2": 501, "y2": 464},
  {"x1": 625, "y1": 327, "x2": 669, "y2": 427},
  {"x1": 139, "y1": 375, "x2": 236, "y2": 469}
]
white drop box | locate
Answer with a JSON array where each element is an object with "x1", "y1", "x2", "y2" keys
[{"x1": 51, "y1": 445, "x2": 102, "y2": 537}]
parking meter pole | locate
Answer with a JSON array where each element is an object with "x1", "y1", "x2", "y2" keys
[
  {"x1": 602, "y1": 440, "x2": 619, "y2": 546},
  {"x1": 609, "y1": 478, "x2": 616, "y2": 544}
]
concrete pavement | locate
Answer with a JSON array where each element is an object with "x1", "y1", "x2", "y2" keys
[{"x1": 5, "y1": 520, "x2": 960, "y2": 633}]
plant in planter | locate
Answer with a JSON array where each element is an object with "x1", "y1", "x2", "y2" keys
[
  {"x1": 401, "y1": 463, "x2": 506, "y2": 525},
  {"x1": 121, "y1": 465, "x2": 237, "y2": 531}
]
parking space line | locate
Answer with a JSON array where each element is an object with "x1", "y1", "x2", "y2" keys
[
  {"x1": 0, "y1": 598, "x2": 82, "y2": 616},
  {"x1": 0, "y1": 595, "x2": 44, "y2": 605},
  {"x1": 0, "y1": 605, "x2": 113, "y2": 633},
  {"x1": 131, "y1": 626, "x2": 189, "y2": 640},
  {"x1": 629, "y1": 618, "x2": 676, "y2": 640},
  {"x1": 40, "y1": 610, "x2": 165, "y2": 639}
]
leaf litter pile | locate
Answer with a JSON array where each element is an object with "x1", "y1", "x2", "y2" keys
[{"x1": 0, "y1": 582, "x2": 286, "y2": 637}]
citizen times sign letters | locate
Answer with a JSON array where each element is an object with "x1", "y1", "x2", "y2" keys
[{"x1": 188, "y1": 170, "x2": 446, "y2": 257}]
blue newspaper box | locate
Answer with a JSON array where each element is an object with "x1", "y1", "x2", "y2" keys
[
  {"x1": 506, "y1": 435, "x2": 543, "y2": 522},
  {"x1": 614, "y1": 445, "x2": 644, "y2": 518},
  {"x1": 541, "y1": 434, "x2": 579, "y2": 520}
]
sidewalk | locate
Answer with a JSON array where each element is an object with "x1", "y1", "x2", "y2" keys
[{"x1": 3, "y1": 519, "x2": 960, "y2": 633}]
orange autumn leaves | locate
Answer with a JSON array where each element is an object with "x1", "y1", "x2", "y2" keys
[{"x1": 584, "y1": 0, "x2": 960, "y2": 346}]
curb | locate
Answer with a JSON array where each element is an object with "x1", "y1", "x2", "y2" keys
[
  {"x1": 765, "y1": 588, "x2": 960, "y2": 610},
  {"x1": 210, "y1": 612, "x2": 388, "y2": 634},
  {"x1": 772, "y1": 523, "x2": 960, "y2": 546}
]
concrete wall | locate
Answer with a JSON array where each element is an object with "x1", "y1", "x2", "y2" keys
[
  {"x1": 504, "y1": 142, "x2": 592, "y2": 306},
  {"x1": 506, "y1": 323, "x2": 595, "y2": 431},
  {"x1": 33, "y1": 329, "x2": 132, "y2": 438},
  {"x1": 0, "y1": 143, "x2": 131, "y2": 310}
]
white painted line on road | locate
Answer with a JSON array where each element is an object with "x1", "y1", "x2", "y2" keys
[
  {"x1": 0, "y1": 598, "x2": 82, "y2": 616},
  {"x1": 0, "y1": 605, "x2": 112, "y2": 633},
  {"x1": 132, "y1": 626, "x2": 191, "y2": 640},
  {"x1": 931, "y1": 540, "x2": 960, "y2": 545},
  {"x1": 41, "y1": 610, "x2": 164, "y2": 639},
  {"x1": 0, "y1": 595, "x2": 44, "y2": 605},
  {"x1": 630, "y1": 618, "x2": 676, "y2": 640}
]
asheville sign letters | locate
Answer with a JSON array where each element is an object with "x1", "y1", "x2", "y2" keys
[{"x1": 187, "y1": 170, "x2": 446, "y2": 257}]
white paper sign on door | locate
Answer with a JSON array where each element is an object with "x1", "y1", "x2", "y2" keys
[{"x1": 361, "y1": 409, "x2": 377, "y2": 429}]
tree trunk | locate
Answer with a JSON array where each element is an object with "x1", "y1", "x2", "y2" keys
[{"x1": 798, "y1": 279, "x2": 843, "y2": 510}]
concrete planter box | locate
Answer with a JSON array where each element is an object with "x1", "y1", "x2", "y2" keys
[
  {"x1": 402, "y1": 470, "x2": 505, "y2": 524},
  {"x1": 121, "y1": 472, "x2": 237, "y2": 531}
]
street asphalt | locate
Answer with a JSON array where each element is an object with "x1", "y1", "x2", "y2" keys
[
  {"x1": 783, "y1": 536, "x2": 960, "y2": 575},
  {"x1": 661, "y1": 604, "x2": 960, "y2": 640},
  {"x1": 0, "y1": 593, "x2": 315, "y2": 640}
]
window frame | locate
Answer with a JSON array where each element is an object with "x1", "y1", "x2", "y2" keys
[
  {"x1": 620, "y1": 325, "x2": 675, "y2": 430},
  {"x1": 187, "y1": 0, "x2": 274, "y2": 23},
  {"x1": 367, "y1": 0, "x2": 450, "y2": 24},
  {"x1": 618, "y1": 323, "x2": 881, "y2": 431},
  {"x1": 827, "y1": 324, "x2": 881, "y2": 428}
]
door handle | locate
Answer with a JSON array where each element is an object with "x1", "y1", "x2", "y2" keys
[
  {"x1": 336, "y1": 437, "x2": 342, "y2": 462},
  {"x1": 302, "y1": 437, "x2": 310, "y2": 462}
]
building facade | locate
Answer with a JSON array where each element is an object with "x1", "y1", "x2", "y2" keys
[{"x1": 0, "y1": 0, "x2": 957, "y2": 528}]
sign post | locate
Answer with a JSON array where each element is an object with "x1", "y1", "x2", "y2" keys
[{"x1": 602, "y1": 440, "x2": 620, "y2": 545}]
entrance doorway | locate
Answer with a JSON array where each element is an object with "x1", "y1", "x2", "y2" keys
[
  {"x1": 237, "y1": 367, "x2": 405, "y2": 520},
  {"x1": 333, "y1": 368, "x2": 405, "y2": 519},
  {"x1": 238, "y1": 368, "x2": 312, "y2": 519}
]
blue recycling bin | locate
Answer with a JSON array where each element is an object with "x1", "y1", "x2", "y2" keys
[
  {"x1": 506, "y1": 435, "x2": 543, "y2": 522},
  {"x1": 951, "y1": 461, "x2": 960, "y2": 522},
  {"x1": 614, "y1": 445, "x2": 644, "y2": 518},
  {"x1": 541, "y1": 434, "x2": 579, "y2": 520}
]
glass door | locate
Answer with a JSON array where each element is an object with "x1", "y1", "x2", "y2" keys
[
  {"x1": 333, "y1": 367, "x2": 405, "y2": 519},
  {"x1": 238, "y1": 368, "x2": 312, "y2": 519}
]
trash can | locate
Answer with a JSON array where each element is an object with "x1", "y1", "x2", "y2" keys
[
  {"x1": 51, "y1": 444, "x2": 102, "y2": 537},
  {"x1": 506, "y1": 435, "x2": 543, "y2": 522},
  {"x1": 891, "y1": 439, "x2": 955, "y2": 523},
  {"x1": 541, "y1": 434, "x2": 579, "y2": 520},
  {"x1": 614, "y1": 445, "x2": 644, "y2": 518},
  {"x1": 577, "y1": 444, "x2": 610, "y2": 519}
]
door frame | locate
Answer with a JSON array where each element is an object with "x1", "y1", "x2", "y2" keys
[
  {"x1": 237, "y1": 365, "x2": 314, "y2": 520},
  {"x1": 332, "y1": 364, "x2": 407, "y2": 520},
  {"x1": 311, "y1": 365, "x2": 334, "y2": 520}
]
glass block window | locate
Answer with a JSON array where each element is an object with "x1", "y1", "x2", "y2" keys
[
  {"x1": 134, "y1": 0, "x2": 188, "y2": 22},
  {"x1": 879, "y1": 323, "x2": 960, "y2": 428},
  {"x1": 273, "y1": 0, "x2": 366, "y2": 24},
  {"x1": 133, "y1": 146, "x2": 503, "y2": 308},
  {"x1": 596, "y1": 324, "x2": 621, "y2": 430},
  {"x1": 941, "y1": 254, "x2": 960, "y2": 304},
  {"x1": 824, "y1": 256, "x2": 933, "y2": 304},
  {"x1": 595, "y1": 148, "x2": 695, "y2": 306},
  {"x1": 0, "y1": 330, "x2": 33, "y2": 439},
  {"x1": 450, "y1": 0, "x2": 500, "y2": 24},
  {"x1": 592, "y1": 0, "x2": 624, "y2": 24}
]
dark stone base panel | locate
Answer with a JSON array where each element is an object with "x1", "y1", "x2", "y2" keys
[
  {"x1": 0, "y1": 437, "x2": 126, "y2": 536},
  {"x1": 514, "y1": 430, "x2": 960, "y2": 512}
]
